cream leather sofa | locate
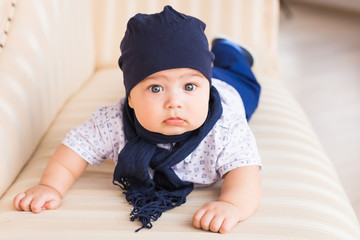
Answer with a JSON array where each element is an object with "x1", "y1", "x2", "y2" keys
[{"x1": 1, "y1": 0, "x2": 360, "y2": 239}]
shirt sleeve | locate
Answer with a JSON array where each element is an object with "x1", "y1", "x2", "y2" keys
[
  {"x1": 216, "y1": 119, "x2": 262, "y2": 178},
  {"x1": 62, "y1": 100, "x2": 126, "y2": 165},
  {"x1": 213, "y1": 80, "x2": 262, "y2": 178}
]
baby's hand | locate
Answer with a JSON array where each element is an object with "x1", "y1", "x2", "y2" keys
[
  {"x1": 193, "y1": 201, "x2": 241, "y2": 234},
  {"x1": 13, "y1": 185, "x2": 62, "y2": 213}
]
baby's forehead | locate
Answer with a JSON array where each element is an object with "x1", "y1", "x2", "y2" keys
[{"x1": 143, "y1": 68, "x2": 206, "y2": 81}]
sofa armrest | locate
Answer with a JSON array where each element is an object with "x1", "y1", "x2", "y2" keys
[{"x1": 0, "y1": 0, "x2": 96, "y2": 196}]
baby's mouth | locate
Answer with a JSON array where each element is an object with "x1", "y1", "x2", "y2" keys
[{"x1": 164, "y1": 117, "x2": 185, "y2": 126}]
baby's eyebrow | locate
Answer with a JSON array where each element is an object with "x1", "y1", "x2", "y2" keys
[
  {"x1": 142, "y1": 76, "x2": 164, "y2": 83},
  {"x1": 180, "y1": 72, "x2": 205, "y2": 80}
]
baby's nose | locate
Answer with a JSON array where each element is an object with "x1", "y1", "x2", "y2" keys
[{"x1": 165, "y1": 92, "x2": 183, "y2": 109}]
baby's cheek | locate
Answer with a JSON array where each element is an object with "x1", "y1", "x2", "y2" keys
[{"x1": 193, "y1": 104, "x2": 209, "y2": 127}]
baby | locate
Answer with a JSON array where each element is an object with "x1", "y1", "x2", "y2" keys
[{"x1": 13, "y1": 6, "x2": 262, "y2": 234}]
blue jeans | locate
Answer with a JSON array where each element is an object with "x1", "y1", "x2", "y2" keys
[{"x1": 211, "y1": 40, "x2": 261, "y2": 121}]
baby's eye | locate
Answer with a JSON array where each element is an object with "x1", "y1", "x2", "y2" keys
[
  {"x1": 184, "y1": 83, "x2": 196, "y2": 91},
  {"x1": 149, "y1": 85, "x2": 163, "y2": 93}
]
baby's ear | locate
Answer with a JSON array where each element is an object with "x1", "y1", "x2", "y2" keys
[{"x1": 127, "y1": 95, "x2": 134, "y2": 109}]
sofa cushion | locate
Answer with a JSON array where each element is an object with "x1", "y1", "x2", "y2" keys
[{"x1": 0, "y1": 68, "x2": 359, "y2": 239}]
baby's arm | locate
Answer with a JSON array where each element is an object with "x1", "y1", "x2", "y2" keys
[
  {"x1": 193, "y1": 165, "x2": 262, "y2": 234},
  {"x1": 13, "y1": 144, "x2": 88, "y2": 213}
]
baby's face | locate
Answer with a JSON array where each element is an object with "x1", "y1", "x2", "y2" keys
[{"x1": 128, "y1": 68, "x2": 210, "y2": 135}]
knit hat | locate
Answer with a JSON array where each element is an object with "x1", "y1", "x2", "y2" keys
[{"x1": 118, "y1": 6, "x2": 214, "y2": 96}]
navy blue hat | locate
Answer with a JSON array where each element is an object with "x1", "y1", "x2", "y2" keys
[{"x1": 118, "y1": 6, "x2": 214, "y2": 96}]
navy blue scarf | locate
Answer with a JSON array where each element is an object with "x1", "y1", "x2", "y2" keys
[{"x1": 113, "y1": 86, "x2": 222, "y2": 231}]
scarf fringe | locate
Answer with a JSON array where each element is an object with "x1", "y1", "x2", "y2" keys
[{"x1": 125, "y1": 187, "x2": 186, "y2": 232}]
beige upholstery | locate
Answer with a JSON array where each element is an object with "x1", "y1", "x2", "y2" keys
[
  {"x1": 0, "y1": 0, "x2": 95, "y2": 196},
  {"x1": 1, "y1": 0, "x2": 360, "y2": 239}
]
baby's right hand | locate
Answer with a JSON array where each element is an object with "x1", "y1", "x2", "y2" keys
[{"x1": 13, "y1": 185, "x2": 62, "y2": 213}]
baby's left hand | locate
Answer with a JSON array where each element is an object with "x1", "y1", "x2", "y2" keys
[{"x1": 192, "y1": 200, "x2": 241, "y2": 234}]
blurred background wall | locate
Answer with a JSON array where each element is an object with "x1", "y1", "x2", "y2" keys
[{"x1": 279, "y1": 0, "x2": 360, "y2": 219}]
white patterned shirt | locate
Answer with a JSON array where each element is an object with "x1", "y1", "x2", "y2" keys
[{"x1": 62, "y1": 79, "x2": 262, "y2": 187}]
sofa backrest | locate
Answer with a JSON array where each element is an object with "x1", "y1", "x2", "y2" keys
[
  {"x1": 0, "y1": 0, "x2": 96, "y2": 197},
  {"x1": 93, "y1": 0, "x2": 280, "y2": 77}
]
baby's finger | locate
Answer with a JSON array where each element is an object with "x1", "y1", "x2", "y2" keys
[
  {"x1": 219, "y1": 217, "x2": 238, "y2": 234},
  {"x1": 200, "y1": 211, "x2": 216, "y2": 231},
  {"x1": 193, "y1": 207, "x2": 206, "y2": 229},
  {"x1": 209, "y1": 215, "x2": 225, "y2": 233},
  {"x1": 19, "y1": 194, "x2": 34, "y2": 212},
  {"x1": 43, "y1": 199, "x2": 61, "y2": 210},
  {"x1": 30, "y1": 197, "x2": 47, "y2": 213},
  {"x1": 13, "y1": 193, "x2": 26, "y2": 211}
]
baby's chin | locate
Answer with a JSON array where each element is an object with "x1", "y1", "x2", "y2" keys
[
  {"x1": 155, "y1": 128, "x2": 192, "y2": 136},
  {"x1": 156, "y1": 124, "x2": 205, "y2": 136}
]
